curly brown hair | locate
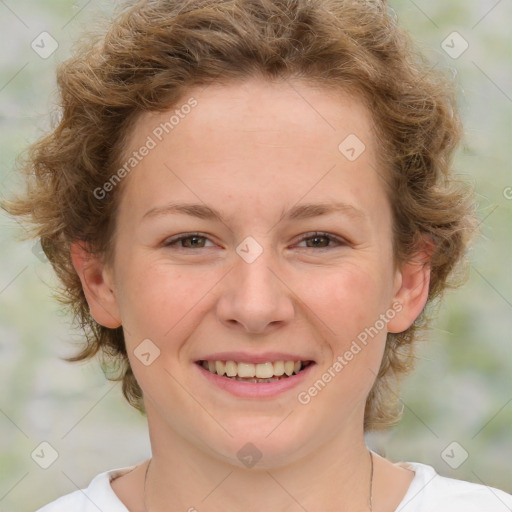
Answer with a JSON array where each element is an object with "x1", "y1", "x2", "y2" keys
[{"x1": 3, "y1": 0, "x2": 477, "y2": 430}]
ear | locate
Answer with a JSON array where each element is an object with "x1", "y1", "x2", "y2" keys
[
  {"x1": 386, "y1": 237, "x2": 433, "y2": 334},
  {"x1": 70, "y1": 242, "x2": 122, "y2": 328}
]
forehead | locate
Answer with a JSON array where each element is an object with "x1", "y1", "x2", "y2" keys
[
  {"x1": 117, "y1": 78, "x2": 388, "y2": 229},
  {"x1": 146, "y1": 78, "x2": 375, "y2": 155}
]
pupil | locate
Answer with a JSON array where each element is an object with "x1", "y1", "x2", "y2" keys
[
  {"x1": 309, "y1": 236, "x2": 327, "y2": 248},
  {"x1": 186, "y1": 236, "x2": 203, "y2": 248}
]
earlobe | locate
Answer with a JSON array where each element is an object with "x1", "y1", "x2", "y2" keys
[
  {"x1": 387, "y1": 243, "x2": 432, "y2": 334},
  {"x1": 70, "y1": 242, "x2": 122, "y2": 328}
]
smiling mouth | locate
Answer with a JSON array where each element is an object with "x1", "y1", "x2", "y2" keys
[{"x1": 197, "y1": 360, "x2": 314, "y2": 383}]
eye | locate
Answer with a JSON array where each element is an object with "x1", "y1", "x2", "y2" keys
[
  {"x1": 162, "y1": 231, "x2": 347, "y2": 251},
  {"x1": 163, "y1": 233, "x2": 215, "y2": 249},
  {"x1": 295, "y1": 232, "x2": 347, "y2": 249}
]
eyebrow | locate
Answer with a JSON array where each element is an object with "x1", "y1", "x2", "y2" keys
[{"x1": 142, "y1": 201, "x2": 367, "y2": 225}]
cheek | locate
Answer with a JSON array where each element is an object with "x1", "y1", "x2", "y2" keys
[
  {"x1": 294, "y1": 262, "x2": 391, "y2": 402},
  {"x1": 114, "y1": 257, "x2": 214, "y2": 343},
  {"x1": 293, "y1": 271, "x2": 388, "y2": 419},
  {"x1": 115, "y1": 262, "x2": 220, "y2": 399},
  {"x1": 299, "y1": 262, "x2": 391, "y2": 345}
]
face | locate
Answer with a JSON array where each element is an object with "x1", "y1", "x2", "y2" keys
[{"x1": 75, "y1": 77, "x2": 427, "y2": 468}]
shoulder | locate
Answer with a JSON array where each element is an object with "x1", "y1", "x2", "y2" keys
[
  {"x1": 34, "y1": 466, "x2": 135, "y2": 512},
  {"x1": 396, "y1": 461, "x2": 512, "y2": 512}
]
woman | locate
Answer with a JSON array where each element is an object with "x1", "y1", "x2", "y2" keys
[{"x1": 5, "y1": 0, "x2": 511, "y2": 510}]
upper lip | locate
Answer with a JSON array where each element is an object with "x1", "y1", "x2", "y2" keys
[{"x1": 195, "y1": 352, "x2": 315, "y2": 364}]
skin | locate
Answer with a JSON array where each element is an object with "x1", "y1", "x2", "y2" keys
[{"x1": 71, "y1": 77, "x2": 430, "y2": 511}]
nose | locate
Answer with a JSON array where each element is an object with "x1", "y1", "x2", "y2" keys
[{"x1": 216, "y1": 247, "x2": 295, "y2": 334}]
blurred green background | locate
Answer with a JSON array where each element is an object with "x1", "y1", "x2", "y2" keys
[{"x1": 0, "y1": 1, "x2": 511, "y2": 511}]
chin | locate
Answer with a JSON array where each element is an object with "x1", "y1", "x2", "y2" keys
[{"x1": 197, "y1": 418, "x2": 316, "y2": 470}]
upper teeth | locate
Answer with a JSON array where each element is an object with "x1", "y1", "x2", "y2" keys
[{"x1": 201, "y1": 360, "x2": 305, "y2": 378}]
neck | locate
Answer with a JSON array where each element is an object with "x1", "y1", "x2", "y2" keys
[{"x1": 143, "y1": 404, "x2": 373, "y2": 512}]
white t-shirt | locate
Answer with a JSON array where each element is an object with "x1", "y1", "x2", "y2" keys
[{"x1": 35, "y1": 461, "x2": 512, "y2": 512}]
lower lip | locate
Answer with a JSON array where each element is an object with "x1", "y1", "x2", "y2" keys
[{"x1": 195, "y1": 362, "x2": 316, "y2": 399}]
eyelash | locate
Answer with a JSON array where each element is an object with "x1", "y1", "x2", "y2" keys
[{"x1": 163, "y1": 232, "x2": 347, "y2": 251}]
